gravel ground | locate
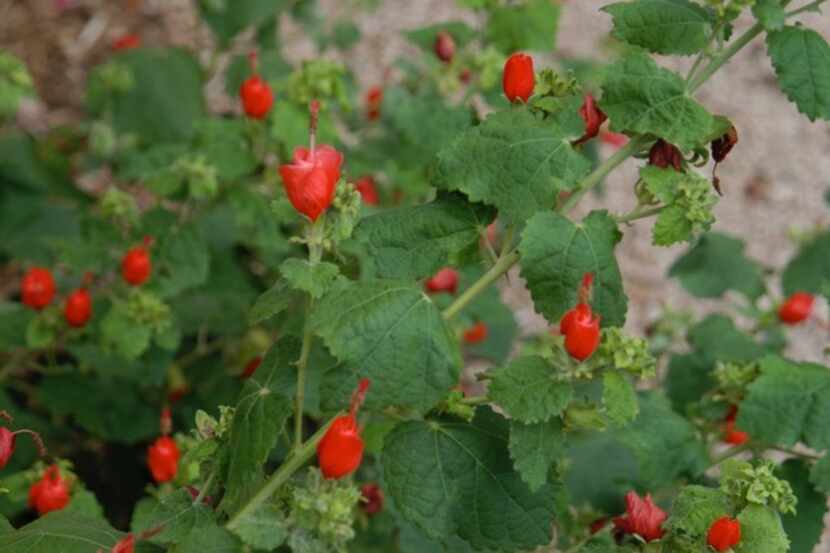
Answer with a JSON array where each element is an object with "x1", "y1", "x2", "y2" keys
[{"x1": 3, "y1": 0, "x2": 829, "y2": 549}]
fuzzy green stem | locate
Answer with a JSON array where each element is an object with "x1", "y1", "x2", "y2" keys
[
  {"x1": 193, "y1": 471, "x2": 216, "y2": 505},
  {"x1": 786, "y1": 0, "x2": 826, "y2": 16},
  {"x1": 226, "y1": 416, "x2": 338, "y2": 530},
  {"x1": 294, "y1": 295, "x2": 314, "y2": 450},
  {"x1": 614, "y1": 204, "x2": 666, "y2": 224},
  {"x1": 460, "y1": 395, "x2": 490, "y2": 406},
  {"x1": 560, "y1": 136, "x2": 651, "y2": 213},
  {"x1": 688, "y1": 23, "x2": 765, "y2": 93},
  {"x1": 709, "y1": 443, "x2": 752, "y2": 468},
  {"x1": 770, "y1": 446, "x2": 823, "y2": 461},
  {"x1": 442, "y1": 250, "x2": 520, "y2": 321}
]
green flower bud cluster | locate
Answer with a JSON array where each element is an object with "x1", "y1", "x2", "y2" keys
[
  {"x1": 126, "y1": 289, "x2": 172, "y2": 334},
  {"x1": 0, "y1": 50, "x2": 34, "y2": 120},
  {"x1": 596, "y1": 327, "x2": 657, "y2": 379},
  {"x1": 324, "y1": 181, "x2": 362, "y2": 247},
  {"x1": 704, "y1": 0, "x2": 755, "y2": 21},
  {"x1": 675, "y1": 175, "x2": 717, "y2": 236},
  {"x1": 100, "y1": 188, "x2": 139, "y2": 226},
  {"x1": 289, "y1": 468, "x2": 361, "y2": 553},
  {"x1": 473, "y1": 46, "x2": 505, "y2": 90},
  {"x1": 288, "y1": 60, "x2": 350, "y2": 111},
  {"x1": 534, "y1": 69, "x2": 580, "y2": 99},
  {"x1": 444, "y1": 390, "x2": 475, "y2": 422},
  {"x1": 714, "y1": 361, "x2": 760, "y2": 402},
  {"x1": 172, "y1": 155, "x2": 219, "y2": 200},
  {"x1": 91, "y1": 62, "x2": 134, "y2": 95},
  {"x1": 720, "y1": 459, "x2": 797, "y2": 514}
]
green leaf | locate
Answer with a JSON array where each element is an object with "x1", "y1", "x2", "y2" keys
[
  {"x1": 669, "y1": 232, "x2": 765, "y2": 299},
  {"x1": 565, "y1": 433, "x2": 639, "y2": 513},
  {"x1": 665, "y1": 485, "x2": 732, "y2": 550},
  {"x1": 809, "y1": 454, "x2": 830, "y2": 494},
  {"x1": 766, "y1": 26, "x2": 830, "y2": 121},
  {"x1": 405, "y1": 22, "x2": 478, "y2": 52},
  {"x1": 737, "y1": 356, "x2": 830, "y2": 450},
  {"x1": 37, "y1": 374, "x2": 158, "y2": 443},
  {"x1": 508, "y1": 419, "x2": 566, "y2": 492},
  {"x1": 100, "y1": 304, "x2": 152, "y2": 360},
  {"x1": 779, "y1": 460, "x2": 827, "y2": 553},
  {"x1": 433, "y1": 109, "x2": 591, "y2": 224},
  {"x1": 600, "y1": 54, "x2": 726, "y2": 150},
  {"x1": 486, "y1": 0, "x2": 561, "y2": 52},
  {"x1": 687, "y1": 314, "x2": 766, "y2": 362},
  {"x1": 198, "y1": 0, "x2": 286, "y2": 46},
  {"x1": 665, "y1": 352, "x2": 716, "y2": 412},
  {"x1": 101, "y1": 48, "x2": 205, "y2": 143},
  {"x1": 382, "y1": 408, "x2": 556, "y2": 552},
  {"x1": 279, "y1": 259, "x2": 340, "y2": 299},
  {"x1": 221, "y1": 341, "x2": 296, "y2": 514},
  {"x1": 602, "y1": 0, "x2": 714, "y2": 55},
  {"x1": 313, "y1": 280, "x2": 460, "y2": 413},
  {"x1": 177, "y1": 525, "x2": 241, "y2": 553},
  {"x1": 752, "y1": 0, "x2": 786, "y2": 30},
  {"x1": 132, "y1": 490, "x2": 215, "y2": 544},
  {"x1": 735, "y1": 504, "x2": 789, "y2": 553},
  {"x1": 0, "y1": 511, "x2": 121, "y2": 553},
  {"x1": 151, "y1": 225, "x2": 210, "y2": 298},
  {"x1": 488, "y1": 356, "x2": 573, "y2": 423},
  {"x1": 602, "y1": 371, "x2": 639, "y2": 427},
  {"x1": 519, "y1": 210, "x2": 627, "y2": 327},
  {"x1": 355, "y1": 192, "x2": 495, "y2": 280},
  {"x1": 227, "y1": 503, "x2": 288, "y2": 551},
  {"x1": 616, "y1": 392, "x2": 708, "y2": 490},
  {"x1": 249, "y1": 280, "x2": 295, "y2": 325},
  {"x1": 193, "y1": 119, "x2": 258, "y2": 181},
  {"x1": 782, "y1": 231, "x2": 830, "y2": 295},
  {"x1": 0, "y1": 302, "x2": 32, "y2": 349}
]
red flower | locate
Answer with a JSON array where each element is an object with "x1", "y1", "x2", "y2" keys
[
  {"x1": 317, "y1": 379, "x2": 370, "y2": 479},
  {"x1": 360, "y1": 483, "x2": 384, "y2": 515},
  {"x1": 574, "y1": 94, "x2": 607, "y2": 146},
  {"x1": 600, "y1": 130, "x2": 628, "y2": 148},
  {"x1": 355, "y1": 176, "x2": 379, "y2": 206},
  {"x1": 0, "y1": 428, "x2": 15, "y2": 469},
  {"x1": 21, "y1": 267, "x2": 56, "y2": 310},
  {"x1": 147, "y1": 436, "x2": 179, "y2": 483},
  {"x1": 778, "y1": 292, "x2": 814, "y2": 325},
  {"x1": 366, "y1": 86, "x2": 383, "y2": 121},
  {"x1": 463, "y1": 322, "x2": 489, "y2": 344},
  {"x1": 559, "y1": 273, "x2": 600, "y2": 361},
  {"x1": 279, "y1": 145, "x2": 344, "y2": 221},
  {"x1": 113, "y1": 34, "x2": 141, "y2": 51},
  {"x1": 502, "y1": 53, "x2": 535, "y2": 103},
  {"x1": 64, "y1": 288, "x2": 92, "y2": 328},
  {"x1": 722, "y1": 405, "x2": 749, "y2": 445},
  {"x1": 648, "y1": 140, "x2": 683, "y2": 171},
  {"x1": 707, "y1": 516, "x2": 741, "y2": 552},
  {"x1": 28, "y1": 465, "x2": 71, "y2": 516},
  {"x1": 425, "y1": 267, "x2": 459, "y2": 295},
  {"x1": 434, "y1": 31, "x2": 456, "y2": 63},
  {"x1": 613, "y1": 491, "x2": 666, "y2": 542},
  {"x1": 240, "y1": 75, "x2": 274, "y2": 119},
  {"x1": 711, "y1": 126, "x2": 738, "y2": 163}
]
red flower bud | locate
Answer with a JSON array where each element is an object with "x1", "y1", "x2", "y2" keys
[
  {"x1": 317, "y1": 379, "x2": 370, "y2": 479},
  {"x1": 574, "y1": 94, "x2": 607, "y2": 146},
  {"x1": 648, "y1": 140, "x2": 683, "y2": 171},
  {"x1": 502, "y1": 53, "x2": 535, "y2": 103},
  {"x1": 360, "y1": 483, "x2": 384, "y2": 515},
  {"x1": 28, "y1": 465, "x2": 71, "y2": 516},
  {"x1": 711, "y1": 126, "x2": 738, "y2": 163},
  {"x1": 355, "y1": 176, "x2": 379, "y2": 206},
  {"x1": 113, "y1": 34, "x2": 141, "y2": 51},
  {"x1": 64, "y1": 288, "x2": 92, "y2": 328},
  {"x1": 240, "y1": 76, "x2": 274, "y2": 120},
  {"x1": 463, "y1": 322, "x2": 489, "y2": 344},
  {"x1": 425, "y1": 267, "x2": 459, "y2": 295},
  {"x1": 0, "y1": 428, "x2": 15, "y2": 469},
  {"x1": 21, "y1": 267, "x2": 56, "y2": 310},
  {"x1": 613, "y1": 491, "x2": 666, "y2": 542},
  {"x1": 122, "y1": 245, "x2": 152, "y2": 286},
  {"x1": 778, "y1": 292, "x2": 814, "y2": 325},
  {"x1": 240, "y1": 52, "x2": 274, "y2": 120},
  {"x1": 111, "y1": 534, "x2": 135, "y2": 553},
  {"x1": 434, "y1": 31, "x2": 456, "y2": 63},
  {"x1": 707, "y1": 516, "x2": 741, "y2": 552},
  {"x1": 366, "y1": 86, "x2": 383, "y2": 121},
  {"x1": 147, "y1": 436, "x2": 179, "y2": 483},
  {"x1": 241, "y1": 356, "x2": 262, "y2": 379},
  {"x1": 279, "y1": 145, "x2": 344, "y2": 221},
  {"x1": 559, "y1": 273, "x2": 600, "y2": 361}
]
